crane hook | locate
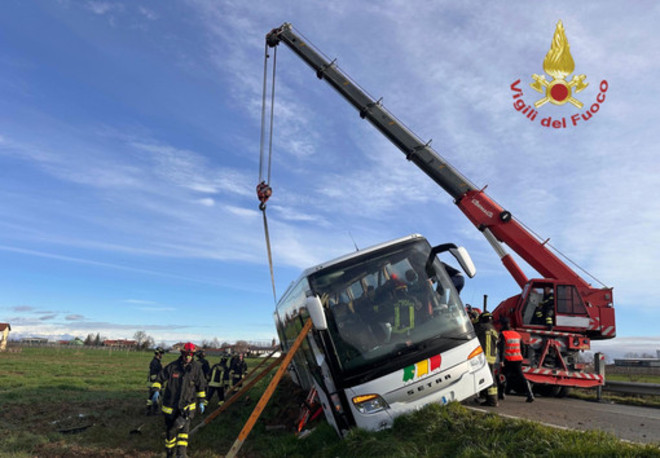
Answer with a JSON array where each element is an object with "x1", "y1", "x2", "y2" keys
[{"x1": 257, "y1": 181, "x2": 273, "y2": 211}]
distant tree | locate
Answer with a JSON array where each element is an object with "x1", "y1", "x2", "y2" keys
[
  {"x1": 271, "y1": 338, "x2": 277, "y2": 348},
  {"x1": 235, "y1": 340, "x2": 249, "y2": 354},
  {"x1": 624, "y1": 352, "x2": 640, "y2": 358},
  {"x1": 157, "y1": 341, "x2": 168, "y2": 351},
  {"x1": 84, "y1": 334, "x2": 95, "y2": 346},
  {"x1": 221, "y1": 341, "x2": 230, "y2": 349},
  {"x1": 211, "y1": 338, "x2": 220, "y2": 349},
  {"x1": 94, "y1": 333, "x2": 102, "y2": 346},
  {"x1": 641, "y1": 352, "x2": 655, "y2": 358},
  {"x1": 134, "y1": 331, "x2": 148, "y2": 349},
  {"x1": 144, "y1": 336, "x2": 155, "y2": 350},
  {"x1": 201, "y1": 339, "x2": 211, "y2": 349}
]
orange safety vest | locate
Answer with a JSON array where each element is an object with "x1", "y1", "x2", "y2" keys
[{"x1": 501, "y1": 330, "x2": 523, "y2": 362}]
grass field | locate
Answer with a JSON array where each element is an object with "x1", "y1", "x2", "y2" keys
[{"x1": 1, "y1": 347, "x2": 659, "y2": 457}]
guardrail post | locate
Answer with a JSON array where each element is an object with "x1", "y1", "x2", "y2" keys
[{"x1": 594, "y1": 352, "x2": 605, "y2": 401}]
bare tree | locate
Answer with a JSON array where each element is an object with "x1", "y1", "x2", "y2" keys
[
  {"x1": 134, "y1": 331, "x2": 148, "y2": 349},
  {"x1": 144, "y1": 336, "x2": 155, "y2": 350},
  {"x1": 235, "y1": 340, "x2": 249, "y2": 354},
  {"x1": 211, "y1": 337, "x2": 220, "y2": 349}
]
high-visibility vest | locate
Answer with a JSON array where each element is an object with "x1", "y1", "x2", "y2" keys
[
  {"x1": 209, "y1": 365, "x2": 224, "y2": 387},
  {"x1": 501, "y1": 330, "x2": 523, "y2": 361},
  {"x1": 392, "y1": 299, "x2": 415, "y2": 334}
]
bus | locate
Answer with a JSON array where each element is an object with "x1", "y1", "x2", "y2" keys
[{"x1": 273, "y1": 234, "x2": 493, "y2": 436}]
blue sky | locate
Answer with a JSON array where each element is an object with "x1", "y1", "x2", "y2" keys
[{"x1": 1, "y1": 1, "x2": 658, "y2": 357}]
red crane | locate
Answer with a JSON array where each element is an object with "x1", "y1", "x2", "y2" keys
[{"x1": 266, "y1": 23, "x2": 614, "y2": 393}]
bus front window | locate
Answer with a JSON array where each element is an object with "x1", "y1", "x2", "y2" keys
[{"x1": 311, "y1": 240, "x2": 473, "y2": 374}]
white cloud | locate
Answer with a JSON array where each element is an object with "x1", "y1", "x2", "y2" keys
[{"x1": 86, "y1": 0, "x2": 124, "y2": 16}]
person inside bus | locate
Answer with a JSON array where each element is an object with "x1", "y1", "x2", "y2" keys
[
  {"x1": 442, "y1": 262, "x2": 465, "y2": 294},
  {"x1": 405, "y1": 269, "x2": 434, "y2": 324},
  {"x1": 332, "y1": 300, "x2": 376, "y2": 353}
]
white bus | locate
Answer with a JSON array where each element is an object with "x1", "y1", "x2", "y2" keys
[{"x1": 273, "y1": 234, "x2": 493, "y2": 436}]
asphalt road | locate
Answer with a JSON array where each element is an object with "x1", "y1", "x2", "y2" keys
[{"x1": 464, "y1": 394, "x2": 660, "y2": 445}]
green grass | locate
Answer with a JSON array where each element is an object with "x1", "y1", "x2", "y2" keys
[
  {"x1": 1, "y1": 347, "x2": 659, "y2": 457},
  {"x1": 606, "y1": 373, "x2": 660, "y2": 384}
]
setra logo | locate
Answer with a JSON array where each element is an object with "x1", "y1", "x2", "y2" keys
[{"x1": 510, "y1": 20, "x2": 608, "y2": 129}]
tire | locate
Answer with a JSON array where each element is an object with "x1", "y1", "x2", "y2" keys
[
  {"x1": 556, "y1": 386, "x2": 571, "y2": 398},
  {"x1": 534, "y1": 384, "x2": 561, "y2": 397}
]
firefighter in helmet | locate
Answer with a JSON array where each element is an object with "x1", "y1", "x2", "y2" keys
[
  {"x1": 475, "y1": 312, "x2": 499, "y2": 406},
  {"x1": 146, "y1": 347, "x2": 165, "y2": 415},
  {"x1": 207, "y1": 352, "x2": 229, "y2": 406},
  {"x1": 150, "y1": 342, "x2": 208, "y2": 457},
  {"x1": 229, "y1": 352, "x2": 248, "y2": 388}
]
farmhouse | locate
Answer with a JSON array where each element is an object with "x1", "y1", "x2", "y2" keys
[
  {"x1": 103, "y1": 339, "x2": 138, "y2": 349},
  {"x1": 0, "y1": 323, "x2": 10, "y2": 351}
]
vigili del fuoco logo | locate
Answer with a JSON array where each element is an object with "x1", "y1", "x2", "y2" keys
[{"x1": 510, "y1": 20, "x2": 608, "y2": 129}]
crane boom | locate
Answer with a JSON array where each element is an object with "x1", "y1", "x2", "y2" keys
[{"x1": 266, "y1": 23, "x2": 601, "y2": 290}]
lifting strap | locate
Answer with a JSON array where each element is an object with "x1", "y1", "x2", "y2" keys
[{"x1": 258, "y1": 42, "x2": 278, "y2": 303}]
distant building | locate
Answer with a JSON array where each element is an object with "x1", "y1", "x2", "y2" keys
[
  {"x1": 0, "y1": 323, "x2": 10, "y2": 351},
  {"x1": 102, "y1": 339, "x2": 137, "y2": 348},
  {"x1": 171, "y1": 342, "x2": 186, "y2": 352},
  {"x1": 614, "y1": 352, "x2": 660, "y2": 368},
  {"x1": 21, "y1": 337, "x2": 48, "y2": 345}
]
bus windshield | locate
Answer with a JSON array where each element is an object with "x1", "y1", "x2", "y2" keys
[{"x1": 308, "y1": 239, "x2": 472, "y2": 375}]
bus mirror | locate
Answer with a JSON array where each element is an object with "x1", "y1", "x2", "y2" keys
[
  {"x1": 426, "y1": 243, "x2": 477, "y2": 279},
  {"x1": 449, "y1": 246, "x2": 476, "y2": 278},
  {"x1": 305, "y1": 295, "x2": 328, "y2": 331}
]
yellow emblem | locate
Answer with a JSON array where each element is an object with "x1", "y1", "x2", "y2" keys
[{"x1": 530, "y1": 20, "x2": 588, "y2": 108}]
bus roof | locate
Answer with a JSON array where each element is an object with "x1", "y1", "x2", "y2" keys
[{"x1": 304, "y1": 233, "x2": 425, "y2": 277}]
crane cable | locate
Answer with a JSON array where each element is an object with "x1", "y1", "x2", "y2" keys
[{"x1": 257, "y1": 42, "x2": 278, "y2": 303}]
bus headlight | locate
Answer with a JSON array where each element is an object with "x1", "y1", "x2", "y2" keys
[
  {"x1": 468, "y1": 346, "x2": 485, "y2": 368},
  {"x1": 352, "y1": 394, "x2": 389, "y2": 414}
]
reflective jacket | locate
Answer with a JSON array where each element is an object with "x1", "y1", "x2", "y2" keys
[
  {"x1": 229, "y1": 356, "x2": 248, "y2": 379},
  {"x1": 208, "y1": 361, "x2": 227, "y2": 388},
  {"x1": 152, "y1": 357, "x2": 207, "y2": 415},
  {"x1": 500, "y1": 330, "x2": 523, "y2": 362},
  {"x1": 477, "y1": 323, "x2": 498, "y2": 364}
]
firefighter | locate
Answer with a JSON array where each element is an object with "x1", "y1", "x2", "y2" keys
[
  {"x1": 465, "y1": 304, "x2": 479, "y2": 324},
  {"x1": 207, "y1": 353, "x2": 229, "y2": 406},
  {"x1": 146, "y1": 347, "x2": 165, "y2": 415},
  {"x1": 532, "y1": 286, "x2": 554, "y2": 328},
  {"x1": 476, "y1": 312, "x2": 499, "y2": 406},
  {"x1": 229, "y1": 352, "x2": 248, "y2": 388},
  {"x1": 196, "y1": 349, "x2": 211, "y2": 381},
  {"x1": 498, "y1": 317, "x2": 534, "y2": 403},
  {"x1": 150, "y1": 342, "x2": 208, "y2": 458}
]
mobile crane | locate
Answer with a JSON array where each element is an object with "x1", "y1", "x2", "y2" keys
[{"x1": 265, "y1": 23, "x2": 615, "y2": 394}]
